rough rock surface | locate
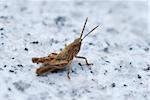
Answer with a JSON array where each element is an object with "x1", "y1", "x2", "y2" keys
[{"x1": 0, "y1": 0, "x2": 149, "y2": 100}]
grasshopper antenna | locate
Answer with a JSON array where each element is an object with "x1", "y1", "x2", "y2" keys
[
  {"x1": 82, "y1": 25, "x2": 99, "y2": 40},
  {"x1": 80, "y1": 17, "x2": 88, "y2": 39}
]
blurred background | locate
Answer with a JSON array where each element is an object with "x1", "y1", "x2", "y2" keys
[{"x1": 0, "y1": 0, "x2": 149, "y2": 100}]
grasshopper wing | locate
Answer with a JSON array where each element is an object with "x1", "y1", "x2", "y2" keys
[{"x1": 32, "y1": 53, "x2": 58, "y2": 63}]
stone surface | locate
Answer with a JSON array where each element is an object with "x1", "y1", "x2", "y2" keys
[{"x1": 0, "y1": 0, "x2": 149, "y2": 100}]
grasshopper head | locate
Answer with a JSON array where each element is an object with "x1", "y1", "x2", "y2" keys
[
  {"x1": 67, "y1": 18, "x2": 98, "y2": 58},
  {"x1": 71, "y1": 17, "x2": 99, "y2": 54},
  {"x1": 72, "y1": 38, "x2": 82, "y2": 49}
]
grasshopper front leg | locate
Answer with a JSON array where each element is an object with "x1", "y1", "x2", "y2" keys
[
  {"x1": 66, "y1": 61, "x2": 72, "y2": 80},
  {"x1": 75, "y1": 56, "x2": 93, "y2": 66}
]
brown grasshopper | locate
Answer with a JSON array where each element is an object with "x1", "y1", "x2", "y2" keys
[{"x1": 32, "y1": 18, "x2": 99, "y2": 79}]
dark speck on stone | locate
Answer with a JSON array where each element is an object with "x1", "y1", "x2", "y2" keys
[
  {"x1": 75, "y1": 1, "x2": 83, "y2": 6},
  {"x1": 30, "y1": 41, "x2": 39, "y2": 44},
  {"x1": 144, "y1": 47, "x2": 149, "y2": 52},
  {"x1": 106, "y1": 28, "x2": 118, "y2": 34},
  {"x1": 111, "y1": 83, "x2": 116, "y2": 87},
  {"x1": 89, "y1": 43, "x2": 94, "y2": 45},
  {"x1": 17, "y1": 64, "x2": 23, "y2": 67},
  {"x1": 85, "y1": 89, "x2": 91, "y2": 93},
  {"x1": 11, "y1": 57, "x2": 15, "y2": 59},
  {"x1": 78, "y1": 63, "x2": 82, "y2": 66},
  {"x1": 24, "y1": 48, "x2": 28, "y2": 51},
  {"x1": 143, "y1": 66, "x2": 150, "y2": 71},
  {"x1": 72, "y1": 29, "x2": 78, "y2": 34},
  {"x1": 0, "y1": 28, "x2": 4, "y2": 30},
  {"x1": 103, "y1": 47, "x2": 109, "y2": 53},
  {"x1": 20, "y1": 7, "x2": 27, "y2": 12},
  {"x1": 49, "y1": 82, "x2": 55, "y2": 85},
  {"x1": 138, "y1": 74, "x2": 142, "y2": 79},
  {"x1": 114, "y1": 68, "x2": 121, "y2": 72},
  {"x1": 59, "y1": 90, "x2": 64, "y2": 94},
  {"x1": 13, "y1": 81, "x2": 30, "y2": 92},
  {"x1": 9, "y1": 70, "x2": 14, "y2": 73},
  {"x1": 72, "y1": 70, "x2": 75, "y2": 73},
  {"x1": 0, "y1": 68, "x2": 3, "y2": 71},
  {"x1": 91, "y1": 79, "x2": 95, "y2": 81},
  {"x1": 27, "y1": 33, "x2": 31, "y2": 36},
  {"x1": 104, "y1": 70, "x2": 108, "y2": 75},
  {"x1": 105, "y1": 41, "x2": 110, "y2": 46},
  {"x1": 51, "y1": 38, "x2": 59, "y2": 44},
  {"x1": 60, "y1": 48, "x2": 62, "y2": 51},
  {"x1": 4, "y1": 65, "x2": 7, "y2": 67},
  {"x1": 42, "y1": 20, "x2": 48, "y2": 26},
  {"x1": 8, "y1": 88, "x2": 11, "y2": 91},
  {"x1": 129, "y1": 47, "x2": 133, "y2": 50},
  {"x1": 105, "y1": 61, "x2": 110, "y2": 63},
  {"x1": 90, "y1": 70, "x2": 93, "y2": 74},
  {"x1": 71, "y1": 89, "x2": 78, "y2": 97},
  {"x1": 4, "y1": 5, "x2": 8, "y2": 8},
  {"x1": 0, "y1": 16, "x2": 8, "y2": 20},
  {"x1": 123, "y1": 84, "x2": 127, "y2": 87},
  {"x1": 140, "y1": 82, "x2": 143, "y2": 85},
  {"x1": 55, "y1": 16, "x2": 66, "y2": 27}
]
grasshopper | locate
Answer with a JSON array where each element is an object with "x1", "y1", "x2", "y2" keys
[{"x1": 32, "y1": 18, "x2": 99, "y2": 79}]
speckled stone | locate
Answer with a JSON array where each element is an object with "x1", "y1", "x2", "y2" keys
[{"x1": 0, "y1": 0, "x2": 149, "y2": 100}]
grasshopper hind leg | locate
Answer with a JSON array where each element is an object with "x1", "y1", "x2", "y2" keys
[
  {"x1": 36, "y1": 60, "x2": 69, "y2": 76},
  {"x1": 36, "y1": 66, "x2": 56, "y2": 76}
]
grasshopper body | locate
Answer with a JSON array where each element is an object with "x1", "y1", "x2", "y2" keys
[{"x1": 32, "y1": 18, "x2": 99, "y2": 79}]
